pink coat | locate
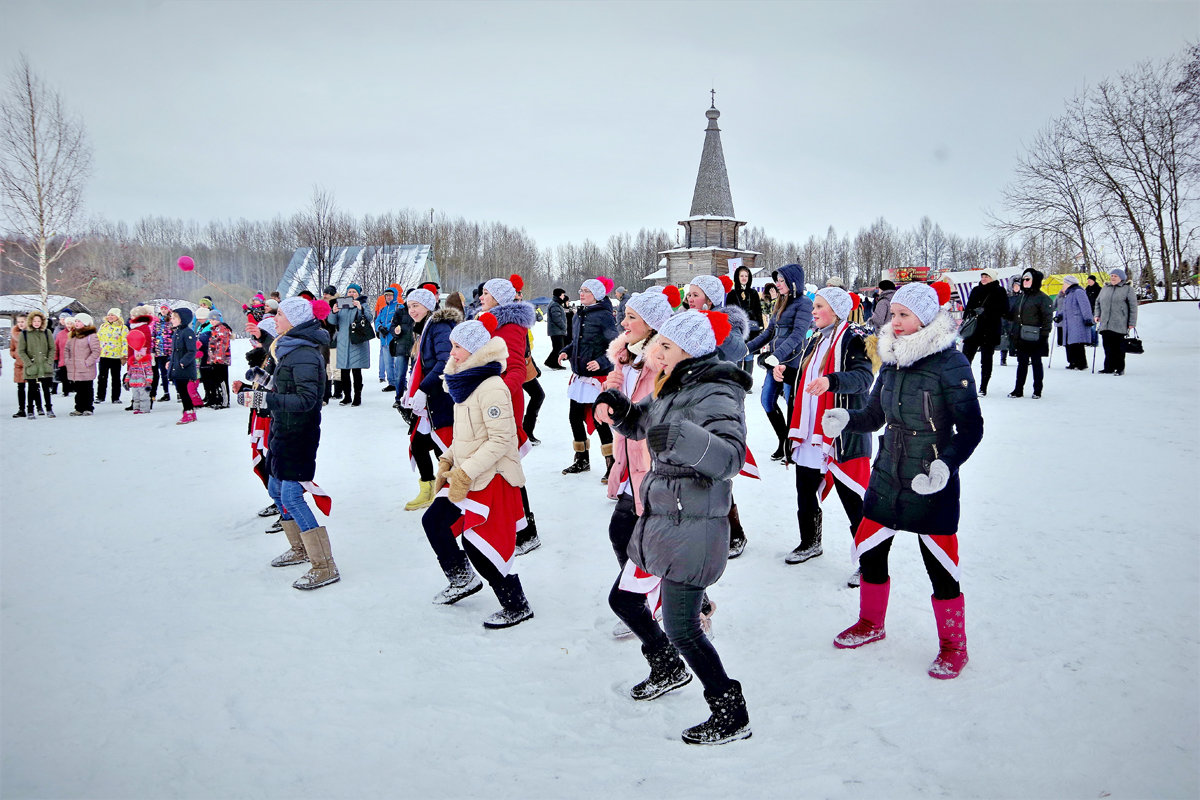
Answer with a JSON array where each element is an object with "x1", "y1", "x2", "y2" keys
[
  {"x1": 63, "y1": 327, "x2": 101, "y2": 381},
  {"x1": 605, "y1": 333, "x2": 661, "y2": 515}
]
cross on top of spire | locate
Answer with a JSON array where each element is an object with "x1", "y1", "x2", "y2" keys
[{"x1": 710, "y1": 88, "x2": 716, "y2": 108}]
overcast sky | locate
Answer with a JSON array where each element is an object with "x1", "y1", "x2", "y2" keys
[{"x1": 7, "y1": 0, "x2": 1198, "y2": 252}]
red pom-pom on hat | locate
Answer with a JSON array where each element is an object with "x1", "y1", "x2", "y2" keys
[
  {"x1": 598, "y1": 276, "x2": 615, "y2": 294},
  {"x1": 851, "y1": 293, "x2": 862, "y2": 312},
  {"x1": 933, "y1": 281, "x2": 952, "y2": 306},
  {"x1": 310, "y1": 299, "x2": 331, "y2": 322},
  {"x1": 479, "y1": 312, "x2": 499, "y2": 336},
  {"x1": 701, "y1": 310, "x2": 731, "y2": 345},
  {"x1": 719, "y1": 274, "x2": 734, "y2": 293},
  {"x1": 662, "y1": 285, "x2": 682, "y2": 308},
  {"x1": 509, "y1": 274, "x2": 524, "y2": 292}
]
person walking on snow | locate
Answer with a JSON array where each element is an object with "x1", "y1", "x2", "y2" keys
[
  {"x1": 236, "y1": 297, "x2": 339, "y2": 591},
  {"x1": 821, "y1": 281, "x2": 983, "y2": 680},
  {"x1": 960, "y1": 268, "x2": 1008, "y2": 396},
  {"x1": 420, "y1": 314, "x2": 535, "y2": 629},
  {"x1": 783, "y1": 287, "x2": 876, "y2": 584},
  {"x1": 594, "y1": 309, "x2": 753, "y2": 746}
]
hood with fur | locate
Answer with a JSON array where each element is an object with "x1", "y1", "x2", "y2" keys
[
  {"x1": 876, "y1": 310, "x2": 958, "y2": 368},
  {"x1": 427, "y1": 306, "x2": 464, "y2": 327},
  {"x1": 489, "y1": 300, "x2": 536, "y2": 330}
]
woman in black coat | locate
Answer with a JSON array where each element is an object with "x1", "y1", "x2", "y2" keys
[
  {"x1": 236, "y1": 297, "x2": 339, "y2": 591},
  {"x1": 1007, "y1": 268, "x2": 1054, "y2": 398},
  {"x1": 960, "y1": 269, "x2": 1009, "y2": 396},
  {"x1": 724, "y1": 265, "x2": 762, "y2": 372},
  {"x1": 822, "y1": 282, "x2": 983, "y2": 680},
  {"x1": 543, "y1": 288, "x2": 570, "y2": 370},
  {"x1": 557, "y1": 279, "x2": 621, "y2": 477}
]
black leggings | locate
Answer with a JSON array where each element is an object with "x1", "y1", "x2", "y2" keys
[
  {"x1": 152, "y1": 356, "x2": 170, "y2": 397},
  {"x1": 173, "y1": 379, "x2": 195, "y2": 412},
  {"x1": 523, "y1": 379, "x2": 544, "y2": 436},
  {"x1": 423, "y1": 496, "x2": 507, "y2": 587},
  {"x1": 795, "y1": 465, "x2": 863, "y2": 539},
  {"x1": 962, "y1": 340, "x2": 994, "y2": 392},
  {"x1": 859, "y1": 534, "x2": 960, "y2": 600},
  {"x1": 340, "y1": 368, "x2": 363, "y2": 400},
  {"x1": 569, "y1": 399, "x2": 611, "y2": 444},
  {"x1": 411, "y1": 430, "x2": 445, "y2": 482},
  {"x1": 96, "y1": 357, "x2": 122, "y2": 402},
  {"x1": 25, "y1": 378, "x2": 53, "y2": 413}
]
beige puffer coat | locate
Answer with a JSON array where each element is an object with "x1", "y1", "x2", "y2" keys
[{"x1": 441, "y1": 336, "x2": 526, "y2": 491}]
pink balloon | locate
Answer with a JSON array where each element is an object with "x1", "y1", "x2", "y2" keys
[{"x1": 178, "y1": 256, "x2": 194, "y2": 271}]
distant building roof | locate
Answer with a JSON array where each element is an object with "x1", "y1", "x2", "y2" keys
[
  {"x1": 689, "y1": 104, "x2": 736, "y2": 218},
  {"x1": 276, "y1": 245, "x2": 438, "y2": 298},
  {"x1": 0, "y1": 294, "x2": 87, "y2": 316}
]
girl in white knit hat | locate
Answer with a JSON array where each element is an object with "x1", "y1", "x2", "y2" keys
[{"x1": 556, "y1": 276, "x2": 621, "y2": 479}]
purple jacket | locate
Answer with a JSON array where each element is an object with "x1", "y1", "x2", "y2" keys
[{"x1": 1056, "y1": 284, "x2": 1095, "y2": 345}]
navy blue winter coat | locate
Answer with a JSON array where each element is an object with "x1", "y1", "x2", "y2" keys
[
  {"x1": 168, "y1": 307, "x2": 199, "y2": 381},
  {"x1": 416, "y1": 307, "x2": 461, "y2": 430},
  {"x1": 561, "y1": 296, "x2": 620, "y2": 377},
  {"x1": 747, "y1": 263, "x2": 814, "y2": 369},
  {"x1": 264, "y1": 319, "x2": 329, "y2": 482},
  {"x1": 844, "y1": 311, "x2": 983, "y2": 536}
]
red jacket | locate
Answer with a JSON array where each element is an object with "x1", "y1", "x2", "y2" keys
[
  {"x1": 55, "y1": 327, "x2": 70, "y2": 367},
  {"x1": 126, "y1": 322, "x2": 154, "y2": 367}
]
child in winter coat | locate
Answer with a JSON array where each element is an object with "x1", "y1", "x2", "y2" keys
[
  {"x1": 17, "y1": 311, "x2": 56, "y2": 418},
  {"x1": 557, "y1": 277, "x2": 621, "y2": 479},
  {"x1": 10, "y1": 314, "x2": 27, "y2": 417},
  {"x1": 784, "y1": 287, "x2": 876, "y2": 582},
  {"x1": 822, "y1": 281, "x2": 984, "y2": 680},
  {"x1": 125, "y1": 306, "x2": 156, "y2": 414},
  {"x1": 594, "y1": 309, "x2": 753, "y2": 746},
  {"x1": 151, "y1": 305, "x2": 174, "y2": 401},
  {"x1": 63, "y1": 313, "x2": 101, "y2": 415},
  {"x1": 168, "y1": 308, "x2": 201, "y2": 424},
  {"x1": 236, "y1": 297, "x2": 339, "y2": 590},
  {"x1": 421, "y1": 314, "x2": 534, "y2": 629}
]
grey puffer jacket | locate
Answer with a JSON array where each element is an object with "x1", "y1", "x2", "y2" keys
[
  {"x1": 599, "y1": 354, "x2": 751, "y2": 587},
  {"x1": 1095, "y1": 280, "x2": 1138, "y2": 334}
]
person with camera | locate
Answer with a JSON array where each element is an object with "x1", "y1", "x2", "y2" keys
[{"x1": 327, "y1": 283, "x2": 372, "y2": 406}]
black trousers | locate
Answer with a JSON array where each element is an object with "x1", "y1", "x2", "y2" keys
[
  {"x1": 152, "y1": 356, "x2": 170, "y2": 398},
  {"x1": 96, "y1": 357, "x2": 122, "y2": 402},
  {"x1": 173, "y1": 379, "x2": 195, "y2": 411},
  {"x1": 340, "y1": 368, "x2": 363, "y2": 402},
  {"x1": 411, "y1": 430, "x2": 445, "y2": 482},
  {"x1": 523, "y1": 379, "x2": 544, "y2": 436},
  {"x1": 859, "y1": 534, "x2": 960, "y2": 600},
  {"x1": 1100, "y1": 331, "x2": 1126, "y2": 373},
  {"x1": 1014, "y1": 353, "x2": 1043, "y2": 395},
  {"x1": 25, "y1": 378, "x2": 53, "y2": 413},
  {"x1": 608, "y1": 493, "x2": 637, "y2": 568},
  {"x1": 15, "y1": 381, "x2": 25, "y2": 412},
  {"x1": 569, "y1": 399, "x2": 611, "y2": 444},
  {"x1": 423, "y1": 497, "x2": 527, "y2": 610},
  {"x1": 1065, "y1": 342, "x2": 1089, "y2": 369},
  {"x1": 544, "y1": 336, "x2": 568, "y2": 368},
  {"x1": 795, "y1": 464, "x2": 863, "y2": 543},
  {"x1": 962, "y1": 340, "x2": 994, "y2": 392},
  {"x1": 72, "y1": 380, "x2": 94, "y2": 413}
]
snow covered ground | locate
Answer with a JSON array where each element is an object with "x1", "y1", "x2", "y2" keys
[{"x1": 2, "y1": 302, "x2": 1197, "y2": 799}]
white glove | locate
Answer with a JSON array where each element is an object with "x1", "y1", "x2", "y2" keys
[
  {"x1": 821, "y1": 408, "x2": 850, "y2": 438},
  {"x1": 911, "y1": 460, "x2": 950, "y2": 495},
  {"x1": 409, "y1": 389, "x2": 427, "y2": 415},
  {"x1": 236, "y1": 390, "x2": 268, "y2": 409},
  {"x1": 763, "y1": 354, "x2": 780, "y2": 368}
]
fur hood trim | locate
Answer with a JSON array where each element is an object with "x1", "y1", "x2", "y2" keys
[
  {"x1": 722, "y1": 304, "x2": 750, "y2": 339},
  {"x1": 428, "y1": 307, "x2": 463, "y2": 326},
  {"x1": 71, "y1": 325, "x2": 97, "y2": 337},
  {"x1": 443, "y1": 336, "x2": 508, "y2": 375},
  {"x1": 490, "y1": 300, "x2": 536, "y2": 330},
  {"x1": 877, "y1": 310, "x2": 958, "y2": 368}
]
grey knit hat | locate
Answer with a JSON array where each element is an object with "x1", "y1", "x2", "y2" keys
[
  {"x1": 278, "y1": 297, "x2": 314, "y2": 327},
  {"x1": 1109, "y1": 268, "x2": 1127, "y2": 281},
  {"x1": 581, "y1": 278, "x2": 608, "y2": 302},
  {"x1": 689, "y1": 275, "x2": 726, "y2": 308},
  {"x1": 625, "y1": 289, "x2": 674, "y2": 331},
  {"x1": 825, "y1": 275, "x2": 845, "y2": 288},
  {"x1": 258, "y1": 316, "x2": 277, "y2": 337},
  {"x1": 449, "y1": 316, "x2": 495, "y2": 354},
  {"x1": 406, "y1": 288, "x2": 437, "y2": 312},
  {"x1": 815, "y1": 287, "x2": 852, "y2": 322},
  {"x1": 658, "y1": 309, "x2": 717, "y2": 357},
  {"x1": 1062, "y1": 274, "x2": 1080, "y2": 286},
  {"x1": 891, "y1": 283, "x2": 941, "y2": 326},
  {"x1": 483, "y1": 277, "x2": 516, "y2": 306}
]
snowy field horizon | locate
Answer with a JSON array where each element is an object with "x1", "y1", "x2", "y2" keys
[{"x1": 2, "y1": 303, "x2": 1197, "y2": 799}]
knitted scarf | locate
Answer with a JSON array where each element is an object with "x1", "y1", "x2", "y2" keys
[{"x1": 444, "y1": 362, "x2": 502, "y2": 403}]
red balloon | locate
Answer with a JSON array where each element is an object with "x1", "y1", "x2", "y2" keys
[{"x1": 178, "y1": 256, "x2": 195, "y2": 271}]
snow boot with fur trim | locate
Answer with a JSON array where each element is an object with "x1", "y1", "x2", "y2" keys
[
  {"x1": 562, "y1": 441, "x2": 590, "y2": 474},
  {"x1": 271, "y1": 519, "x2": 309, "y2": 567},
  {"x1": 631, "y1": 640, "x2": 692, "y2": 701},
  {"x1": 293, "y1": 526, "x2": 339, "y2": 590},
  {"x1": 834, "y1": 578, "x2": 889, "y2": 648},
  {"x1": 928, "y1": 594, "x2": 968, "y2": 679},
  {"x1": 681, "y1": 680, "x2": 752, "y2": 745},
  {"x1": 600, "y1": 442, "x2": 615, "y2": 483}
]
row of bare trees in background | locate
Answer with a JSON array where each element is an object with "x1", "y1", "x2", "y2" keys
[
  {"x1": 993, "y1": 43, "x2": 1199, "y2": 300},
  {"x1": 3, "y1": 45, "x2": 1196, "y2": 315}
]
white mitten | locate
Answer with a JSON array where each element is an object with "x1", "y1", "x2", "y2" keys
[
  {"x1": 821, "y1": 408, "x2": 850, "y2": 438},
  {"x1": 911, "y1": 460, "x2": 950, "y2": 495},
  {"x1": 237, "y1": 390, "x2": 268, "y2": 409}
]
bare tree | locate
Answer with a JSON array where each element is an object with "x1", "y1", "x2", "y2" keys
[
  {"x1": 0, "y1": 55, "x2": 92, "y2": 312},
  {"x1": 291, "y1": 186, "x2": 356, "y2": 291}
]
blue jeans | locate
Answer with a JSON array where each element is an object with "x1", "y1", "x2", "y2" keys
[
  {"x1": 378, "y1": 341, "x2": 389, "y2": 380},
  {"x1": 267, "y1": 475, "x2": 318, "y2": 531},
  {"x1": 760, "y1": 366, "x2": 794, "y2": 416},
  {"x1": 393, "y1": 354, "x2": 410, "y2": 403}
]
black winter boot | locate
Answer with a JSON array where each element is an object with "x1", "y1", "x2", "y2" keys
[
  {"x1": 515, "y1": 495, "x2": 542, "y2": 556},
  {"x1": 562, "y1": 442, "x2": 590, "y2": 474},
  {"x1": 631, "y1": 640, "x2": 692, "y2": 701},
  {"x1": 600, "y1": 443, "x2": 615, "y2": 483},
  {"x1": 786, "y1": 506, "x2": 823, "y2": 564},
  {"x1": 727, "y1": 503, "x2": 747, "y2": 559},
  {"x1": 483, "y1": 574, "x2": 533, "y2": 628},
  {"x1": 681, "y1": 680, "x2": 752, "y2": 745},
  {"x1": 766, "y1": 407, "x2": 789, "y2": 461},
  {"x1": 432, "y1": 553, "x2": 483, "y2": 605}
]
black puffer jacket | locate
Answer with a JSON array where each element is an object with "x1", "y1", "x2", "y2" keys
[
  {"x1": 169, "y1": 307, "x2": 198, "y2": 381},
  {"x1": 844, "y1": 311, "x2": 983, "y2": 536},
  {"x1": 599, "y1": 354, "x2": 751, "y2": 587},
  {"x1": 561, "y1": 296, "x2": 620, "y2": 377},
  {"x1": 1008, "y1": 269, "x2": 1054, "y2": 357},
  {"x1": 725, "y1": 265, "x2": 763, "y2": 333},
  {"x1": 264, "y1": 319, "x2": 329, "y2": 482},
  {"x1": 546, "y1": 298, "x2": 568, "y2": 337},
  {"x1": 962, "y1": 279, "x2": 1008, "y2": 350}
]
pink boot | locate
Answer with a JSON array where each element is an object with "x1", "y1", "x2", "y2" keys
[
  {"x1": 928, "y1": 594, "x2": 968, "y2": 679},
  {"x1": 834, "y1": 578, "x2": 889, "y2": 648},
  {"x1": 176, "y1": 410, "x2": 197, "y2": 425}
]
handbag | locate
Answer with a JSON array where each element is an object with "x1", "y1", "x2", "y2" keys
[
  {"x1": 1123, "y1": 329, "x2": 1144, "y2": 354},
  {"x1": 958, "y1": 310, "x2": 980, "y2": 341},
  {"x1": 348, "y1": 308, "x2": 375, "y2": 345},
  {"x1": 1019, "y1": 324, "x2": 1041, "y2": 342}
]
